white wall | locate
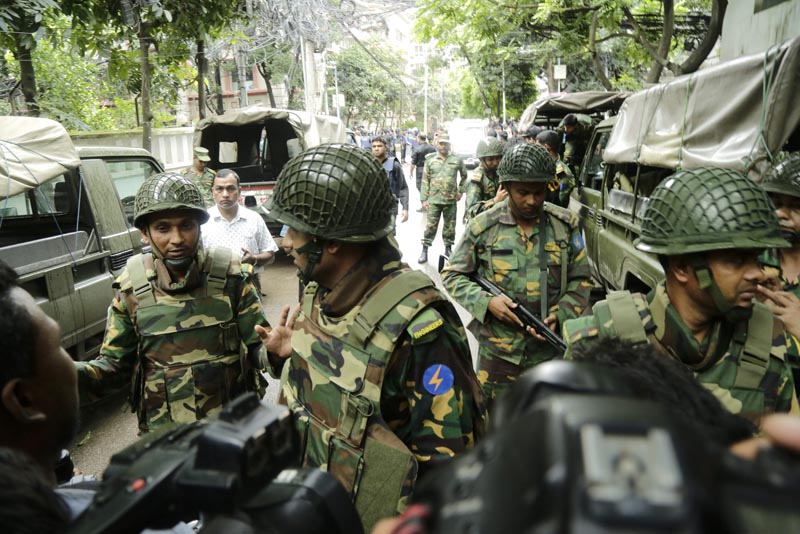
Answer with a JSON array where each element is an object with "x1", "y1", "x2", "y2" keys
[{"x1": 721, "y1": 0, "x2": 800, "y2": 61}]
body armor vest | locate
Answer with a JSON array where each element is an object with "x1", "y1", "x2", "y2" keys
[
  {"x1": 125, "y1": 248, "x2": 246, "y2": 429},
  {"x1": 281, "y1": 269, "x2": 445, "y2": 529}
]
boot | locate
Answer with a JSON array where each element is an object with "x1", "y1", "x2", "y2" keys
[
  {"x1": 418, "y1": 246, "x2": 428, "y2": 264},
  {"x1": 444, "y1": 245, "x2": 452, "y2": 256}
]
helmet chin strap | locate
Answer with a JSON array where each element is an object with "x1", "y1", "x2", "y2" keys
[
  {"x1": 690, "y1": 256, "x2": 753, "y2": 323},
  {"x1": 295, "y1": 239, "x2": 324, "y2": 285},
  {"x1": 146, "y1": 228, "x2": 199, "y2": 273},
  {"x1": 508, "y1": 193, "x2": 540, "y2": 220}
]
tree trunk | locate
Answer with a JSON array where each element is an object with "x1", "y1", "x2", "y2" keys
[
  {"x1": 14, "y1": 35, "x2": 38, "y2": 116},
  {"x1": 546, "y1": 58, "x2": 556, "y2": 93},
  {"x1": 679, "y1": 0, "x2": 728, "y2": 74},
  {"x1": 197, "y1": 39, "x2": 206, "y2": 120},
  {"x1": 646, "y1": 0, "x2": 675, "y2": 83},
  {"x1": 139, "y1": 23, "x2": 153, "y2": 152},
  {"x1": 257, "y1": 62, "x2": 277, "y2": 107},
  {"x1": 589, "y1": 11, "x2": 614, "y2": 90},
  {"x1": 215, "y1": 60, "x2": 224, "y2": 115}
]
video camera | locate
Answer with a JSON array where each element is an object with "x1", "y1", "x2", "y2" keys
[
  {"x1": 413, "y1": 361, "x2": 800, "y2": 534},
  {"x1": 68, "y1": 393, "x2": 363, "y2": 534}
]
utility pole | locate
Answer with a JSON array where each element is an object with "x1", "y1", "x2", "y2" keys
[
  {"x1": 328, "y1": 62, "x2": 341, "y2": 120},
  {"x1": 502, "y1": 61, "x2": 506, "y2": 124}
]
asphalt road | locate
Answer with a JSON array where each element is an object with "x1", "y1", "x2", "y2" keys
[{"x1": 70, "y1": 162, "x2": 481, "y2": 476}]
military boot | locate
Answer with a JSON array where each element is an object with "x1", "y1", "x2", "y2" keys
[
  {"x1": 444, "y1": 245, "x2": 452, "y2": 256},
  {"x1": 418, "y1": 246, "x2": 428, "y2": 264}
]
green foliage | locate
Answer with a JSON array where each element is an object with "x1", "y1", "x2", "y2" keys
[{"x1": 333, "y1": 40, "x2": 404, "y2": 126}]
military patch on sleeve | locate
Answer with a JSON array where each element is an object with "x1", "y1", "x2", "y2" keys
[
  {"x1": 422, "y1": 364, "x2": 454, "y2": 395},
  {"x1": 408, "y1": 308, "x2": 445, "y2": 342},
  {"x1": 573, "y1": 233, "x2": 585, "y2": 250}
]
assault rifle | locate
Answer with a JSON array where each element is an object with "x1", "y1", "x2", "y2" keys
[{"x1": 438, "y1": 255, "x2": 567, "y2": 352}]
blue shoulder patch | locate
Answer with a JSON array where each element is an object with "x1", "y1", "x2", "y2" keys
[
  {"x1": 422, "y1": 364, "x2": 454, "y2": 396},
  {"x1": 573, "y1": 233, "x2": 585, "y2": 250}
]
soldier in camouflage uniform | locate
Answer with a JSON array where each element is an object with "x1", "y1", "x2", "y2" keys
[
  {"x1": 75, "y1": 173, "x2": 270, "y2": 433},
  {"x1": 757, "y1": 155, "x2": 800, "y2": 393},
  {"x1": 464, "y1": 137, "x2": 507, "y2": 221},
  {"x1": 536, "y1": 129, "x2": 575, "y2": 208},
  {"x1": 442, "y1": 143, "x2": 593, "y2": 410},
  {"x1": 256, "y1": 144, "x2": 487, "y2": 531},
  {"x1": 563, "y1": 167, "x2": 800, "y2": 425},
  {"x1": 556, "y1": 113, "x2": 593, "y2": 174},
  {"x1": 418, "y1": 135, "x2": 468, "y2": 263},
  {"x1": 181, "y1": 146, "x2": 215, "y2": 207}
]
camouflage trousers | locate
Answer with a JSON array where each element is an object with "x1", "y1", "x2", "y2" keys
[
  {"x1": 476, "y1": 347, "x2": 555, "y2": 414},
  {"x1": 422, "y1": 202, "x2": 457, "y2": 247}
]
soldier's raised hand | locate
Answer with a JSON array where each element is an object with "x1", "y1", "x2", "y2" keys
[{"x1": 256, "y1": 304, "x2": 299, "y2": 359}]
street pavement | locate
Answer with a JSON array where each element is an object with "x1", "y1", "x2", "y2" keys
[{"x1": 69, "y1": 160, "x2": 480, "y2": 476}]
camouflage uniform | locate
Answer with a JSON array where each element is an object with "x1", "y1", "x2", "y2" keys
[
  {"x1": 442, "y1": 143, "x2": 593, "y2": 406},
  {"x1": 76, "y1": 173, "x2": 269, "y2": 433},
  {"x1": 420, "y1": 150, "x2": 467, "y2": 248},
  {"x1": 562, "y1": 284, "x2": 798, "y2": 424},
  {"x1": 180, "y1": 166, "x2": 215, "y2": 207},
  {"x1": 464, "y1": 138, "x2": 504, "y2": 221},
  {"x1": 557, "y1": 113, "x2": 593, "y2": 173},
  {"x1": 546, "y1": 157, "x2": 574, "y2": 208},
  {"x1": 563, "y1": 167, "x2": 799, "y2": 425},
  {"x1": 264, "y1": 144, "x2": 486, "y2": 531}
]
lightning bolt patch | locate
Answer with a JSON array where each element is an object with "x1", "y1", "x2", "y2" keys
[{"x1": 422, "y1": 364, "x2": 454, "y2": 396}]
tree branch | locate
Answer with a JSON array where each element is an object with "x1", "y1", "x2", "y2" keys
[
  {"x1": 645, "y1": 0, "x2": 674, "y2": 83},
  {"x1": 678, "y1": 0, "x2": 727, "y2": 74},
  {"x1": 588, "y1": 10, "x2": 613, "y2": 90}
]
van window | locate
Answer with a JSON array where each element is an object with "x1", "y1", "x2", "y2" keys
[
  {"x1": 1, "y1": 175, "x2": 70, "y2": 218},
  {"x1": 581, "y1": 130, "x2": 611, "y2": 190},
  {"x1": 219, "y1": 142, "x2": 239, "y2": 163},
  {"x1": 105, "y1": 159, "x2": 160, "y2": 226}
]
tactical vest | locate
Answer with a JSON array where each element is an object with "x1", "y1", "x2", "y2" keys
[
  {"x1": 383, "y1": 157, "x2": 400, "y2": 196},
  {"x1": 125, "y1": 248, "x2": 247, "y2": 430},
  {"x1": 281, "y1": 269, "x2": 446, "y2": 530},
  {"x1": 593, "y1": 290, "x2": 777, "y2": 416}
]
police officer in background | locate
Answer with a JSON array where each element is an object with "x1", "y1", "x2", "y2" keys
[
  {"x1": 371, "y1": 135, "x2": 409, "y2": 223},
  {"x1": 563, "y1": 167, "x2": 799, "y2": 425},
  {"x1": 255, "y1": 144, "x2": 486, "y2": 532},
  {"x1": 464, "y1": 137, "x2": 507, "y2": 221},
  {"x1": 76, "y1": 173, "x2": 271, "y2": 433},
  {"x1": 443, "y1": 143, "x2": 593, "y2": 410}
]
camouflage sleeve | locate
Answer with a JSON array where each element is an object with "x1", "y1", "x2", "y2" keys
[
  {"x1": 561, "y1": 315, "x2": 600, "y2": 360},
  {"x1": 773, "y1": 352, "x2": 798, "y2": 414},
  {"x1": 420, "y1": 160, "x2": 431, "y2": 203},
  {"x1": 457, "y1": 159, "x2": 468, "y2": 194},
  {"x1": 441, "y1": 224, "x2": 492, "y2": 324},
  {"x1": 464, "y1": 179, "x2": 483, "y2": 220},
  {"x1": 550, "y1": 225, "x2": 593, "y2": 326},
  {"x1": 784, "y1": 333, "x2": 800, "y2": 403},
  {"x1": 75, "y1": 295, "x2": 139, "y2": 403},
  {"x1": 236, "y1": 277, "x2": 271, "y2": 368},
  {"x1": 381, "y1": 307, "x2": 487, "y2": 477}
]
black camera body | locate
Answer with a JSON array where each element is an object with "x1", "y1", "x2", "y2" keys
[
  {"x1": 68, "y1": 393, "x2": 363, "y2": 534},
  {"x1": 413, "y1": 361, "x2": 800, "y2": 534}
]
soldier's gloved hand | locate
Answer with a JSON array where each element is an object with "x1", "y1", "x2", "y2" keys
[
  {"x1": 488, "y1": 295, "x2": 524, "y2": 328},
  {"x1": 527, "y1": 312, "x2": 559, "y2": 342},
  {"x1": 757, "y1": 286, "x2": 800, "y2": 339},
  {"x1": 256, "y1": 304, "x2": 299, "y2": 360}
]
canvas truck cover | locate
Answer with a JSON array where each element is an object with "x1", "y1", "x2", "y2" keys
[
  {"x1": 193, "y1": 106, "x2": 346, "y2": 148},
  {"x1": 0, "y1": 117, "x2": 81, "y2": 198},
  {"x1": 604, "y1": 35, "x2": 800, "y2": 172},
  {"x1": 518, "y1": 91, "x2": 630, "y2": 130}
]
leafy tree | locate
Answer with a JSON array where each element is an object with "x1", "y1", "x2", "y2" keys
[{"x1": 0, "y1": 0, "x2": 59, "y2": 115}]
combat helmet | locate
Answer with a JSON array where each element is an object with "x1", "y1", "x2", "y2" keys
[
  {"x1": 636, "y1": 167, "x2": 789, "y2": 320},
  {"x1": 265, "y1": 143, "x2": 396, "y2": 242},
  {"x1": 760, "y1": 153, "x2": 800, "y2": 199},
  {"x1": 476, "y1": 137, "x2": 504, "y2": 159},
  {"x1": 133, "y1": 172, "x2": 209, "y2": 230},
  {"x1": 635, "y1": 167, "x2": 788, "y2": 255},
  {"x1": 498, "y1": 142, "x2": 555, "y2": 184}
]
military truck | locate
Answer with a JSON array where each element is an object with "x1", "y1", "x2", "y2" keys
[
  {"x1": 194, "y1": 107, "x2": 346, "y2": 238},
  {"x1": 0, "y1": 117, "x2": 163, "y2": 360},
  {"x1": 570, "y1": 36, "x2": 800, "y2": 293}
]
